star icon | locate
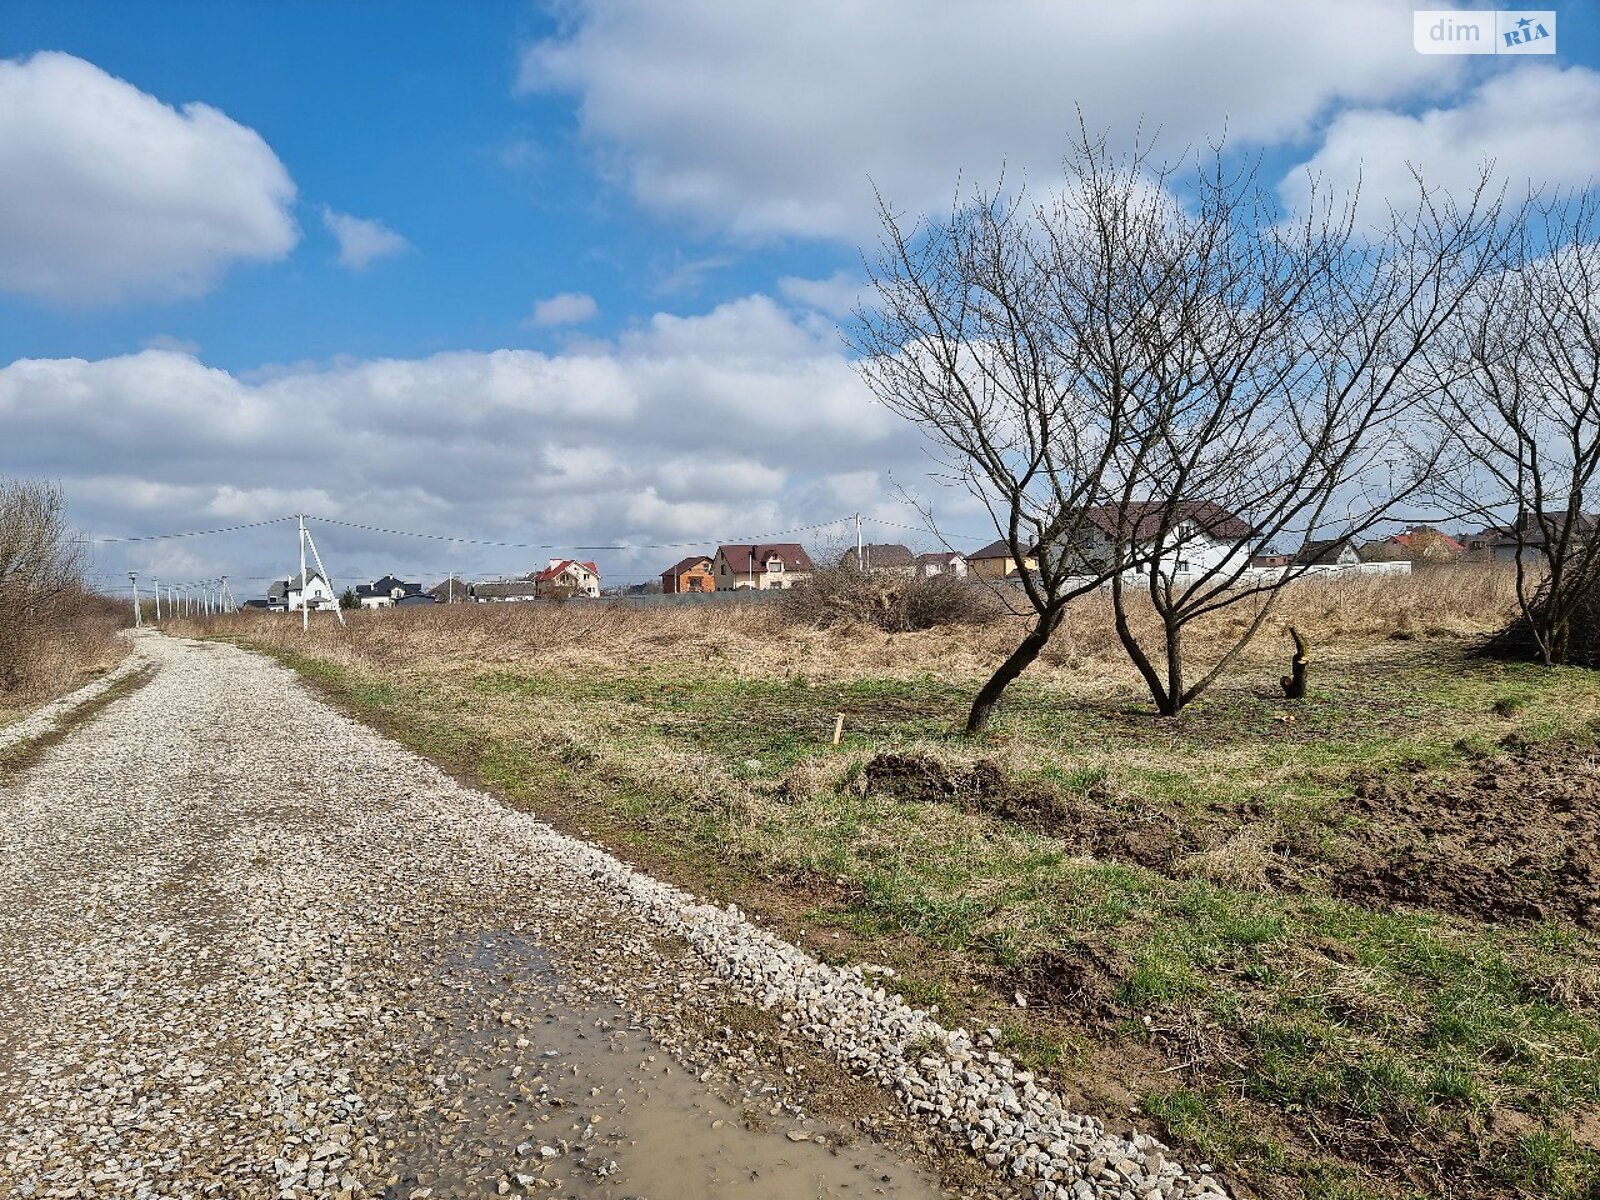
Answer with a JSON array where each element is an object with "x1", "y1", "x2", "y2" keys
[{"x1": 1517, "y1": 16, "x2": 1532, "y2": 28}]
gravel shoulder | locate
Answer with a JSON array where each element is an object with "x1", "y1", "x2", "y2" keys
[{"x1": 0, "y1": 633, "x2": 1228, "y2": 1200}]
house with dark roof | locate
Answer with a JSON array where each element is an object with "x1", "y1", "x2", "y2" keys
[
  {"x1": 837, "y1": 543, "x2": 917, "y2": 575},
  {"x1": 1293, "y1": 537, "x2": 1361, "y2": 569},
  {"x1": 354, "y1": 574, "x2": 426, "y2": 609},
  {"x1": 1464, "y1": 513, "x2": 1599, "y2": 564},
  {"x1": 533, "y1": 558, "x2": 601, "y2": 599},
  {"x1": 661, "y1": 554, "x2": 715, "y2": 594},
  {"x1": 712, "y1": 543, "x2": 813, "y2": 590},
  {"x1": 966, "y1": 539, "x2": 1037, "y2": 581},
  {"x1": 1068, "y1": 501, "x2": 1256, "y2": 581},
  {"x1": 468, "y1": 579, "x2": 540, "y2": 603},
  {"x1": 265, "y1": 570, "x2": 336, "y2": 612}
]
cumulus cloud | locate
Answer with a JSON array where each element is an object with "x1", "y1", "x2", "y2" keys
[
  {"x1": 0, "y1": 51, "x2": 298, "y2": 305},
  {"x1": 320, "y1": 208, "x2": 411, "y2": 270},
  {"x1": 0, "y1": 296, "x2": 978, "y2": 590},
  {"x1": 525, "y1": 291, "x2": 599, "y2": 327},
  {"x1": 1283, "y1": 65, "x2": 1600, "y2": 213},
  {"x1": 522, "y1": 0, "x2": 1453, "y2": 240}
]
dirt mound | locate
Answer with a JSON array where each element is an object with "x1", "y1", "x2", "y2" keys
[
  {"x1": 862, "y1": 753, "x2": 1191, "y2": 870},
  {"x1": 1331, "y1": 738, "x2": 1600, "y2": 928}
]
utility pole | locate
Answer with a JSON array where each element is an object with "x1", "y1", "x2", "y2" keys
[
  {"x1": 152, "y1": 576, "x2": 161, "y2": 622},
  {"x1": 855, "y1": 513, "x2": 864, "y2": 571},
  {"x1": 221, "y1": 576, "x2": 234, "y2": 613},
  {"x1": 300, "y1": 516, "x2": 346, "y2": 628},
  {"x1": 299, "y1": 514, "x2": 310, "y2": 632},
  {"x1": 448, "y1": 572, "x2": 454, "y2": 604},
  {"x1": 129, "y1": 572, "x2": 142, "y2": 628}
]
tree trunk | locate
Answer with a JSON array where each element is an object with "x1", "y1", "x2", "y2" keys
[
  {"x1": 1280, "y1": 627, "x2": 1309, "y2": 699},
  {"x1": 1109, "y1": 576, "x2": 1172, "y2": 715},
  {"x1": 966, "y1": 608, "x2": 1061, "y2": 734}
]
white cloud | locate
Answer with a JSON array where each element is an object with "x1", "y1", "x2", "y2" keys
[
  {"x1": 778, "y1": 271, "x2": 864, "y2": 318},
  {"x1": 525, "y1": 291, "x2": 600, "y2": 327},
  {"x1": 139, "y1": 334, "x2": 201, "y2": 356},
  {"x1": 0, "y1": 52, "x2": 298, "y2": 305},
  {"x1": 521, "y1": 0, "x2": 1454, "y2": 240},
  {"x1": 1, "y1": 296, "x2": 942, "y2": 589},
  {"x1": 1283, "y1": 66, "x2": 1600, "y2": 213},
  {"x1": 321, "y1": 208, "x2": 411, "y2": 270}
]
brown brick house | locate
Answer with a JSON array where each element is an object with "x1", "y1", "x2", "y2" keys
[{"x1": 661, "y1": 555, "x2": 715, "y2": 593}]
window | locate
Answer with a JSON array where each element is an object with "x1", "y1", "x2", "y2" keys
[
  {"x1": 767, "y1": 558, "x2": 784, "y2": 573},
  {"x1": 1177, "y1": 559, "x2": 1191, "y2": 573}
]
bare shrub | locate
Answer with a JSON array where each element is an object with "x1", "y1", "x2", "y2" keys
[
  {"x1": 0, "y1": 478, "x2": 122, "y2": 705},
  {"x1": 780, "y1": 566, "x2": 1000, "y2": 632}
]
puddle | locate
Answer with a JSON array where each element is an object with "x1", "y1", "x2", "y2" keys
[{"x1": 380, "y1": 931, "x2": 952, "y2": 1199}]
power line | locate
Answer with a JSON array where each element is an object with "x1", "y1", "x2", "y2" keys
[
  {"x1": 301, "y1": 513, "x2": 852, "y2": 551},
  {"x1": 88, "y1": 516, "x2": 297, "y2": 544}
]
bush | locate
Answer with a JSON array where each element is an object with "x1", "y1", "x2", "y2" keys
[
  {"x1": 780, "y1": 565, "x2": 1000, "y2": 632},
  {"x1": 1492, "y1": 578, "x2": 1600, "y2": 668},
  {"x1": 0, "y1": 478, "x2": 123, "y2": 700}
]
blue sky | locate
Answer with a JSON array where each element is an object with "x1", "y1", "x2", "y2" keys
[{"x1": 1, "y1": 1, "x2": 1598, "y2": 591}]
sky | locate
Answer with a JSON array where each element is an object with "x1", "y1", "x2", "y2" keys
[{"x1": 2, "y1": 0, "x2": 1598, "y2": 595}]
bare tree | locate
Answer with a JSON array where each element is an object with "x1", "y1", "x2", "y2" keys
[
  {"x1": 859, "y1": 132, "x2": 1504, "y2": 720},
  {"x1": 1429, "y1": 191, "x2": 1600, "y2": 665},
  {"x1": 854, "y1": 150, "x2": 1152, "y2": 733},
  {"x1": 0, "y1": 478, "x2": 87, "y2": 692}
]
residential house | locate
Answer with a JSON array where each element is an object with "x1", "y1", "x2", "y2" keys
[
  {"x1": 533, "y1": 558, "x2": 601, "y2": 599},
  {"x1": 1293, "y1": 537, "x2": 1362, "y2": 570},
  {"x1": 1072, "y1": 502, "x2": 1255, "y2": 580},
  {"x1": 712, "y1": 543, "x2": 813, "y2": 590},
  {"x1": 427, "y1": 577, "x2": 468, "y2": 603},
  {"x1": 266, "y1": 570, "x2": 337, "y2": 612},
  {"x1": 916, "y1": 551, "x2": 968, "y2": 578},
  {"x1": 468, "y1": 579, "x2": 540, "y2": 602},
  {"x1": 661, "y1": 555, "x2": 715, "y2": 594},
  {"x1": 1465, "y1": 512, "x2": 1599, "y2": 564},
  {"x1": 354, "y1": 574, "x2": 425, "y2": 609},
  {"x1": 838, "y1": 543, "x2": 917, "y2": 575},
  {"x1": 966, "y1": 539, "x2": 1037, "y2": 580},
  {"x1": 1364, "y1": 526, "x2": 1464, "y2": 563},
  {"x1": 1250, "y1": 552, "x2": 1290, "y2": 569}
]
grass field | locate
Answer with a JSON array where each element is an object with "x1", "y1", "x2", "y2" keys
[{"x1": 179, "y1": 568, "x2": 1600, "y2": 1200}]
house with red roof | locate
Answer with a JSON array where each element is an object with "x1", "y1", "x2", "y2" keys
[
  {"x1": 712, "y1": 543, "x2": 813, "y2": 590},
  {"x1": 533, "y1": 557, "x2": 601, "y2": 599}
]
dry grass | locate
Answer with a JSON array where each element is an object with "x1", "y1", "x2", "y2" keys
[
  {"x1": 174, "y1": 565, "x2": 1520, "y2": 693},
  {"x1": 0, "y1": 589, "x2": 127, "y2": 728}
]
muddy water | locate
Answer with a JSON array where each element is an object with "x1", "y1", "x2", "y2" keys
[{"x1": 381, "y1": 931, "x2": 952, "y2": 1199}]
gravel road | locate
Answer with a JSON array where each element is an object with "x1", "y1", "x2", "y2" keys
[{"x1": 0, "y1": 634, "x2": 1229, "y2": 1200}]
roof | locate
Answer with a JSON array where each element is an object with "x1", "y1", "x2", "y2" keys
[
  {"x1": 533, "y1": 559, "x2": 601, "y2": 583},
  {"x1": 1292, "y1": 537, "x2": 1356, "y2": 566},
  {"x1": 470, "y1": 580, "x2": 540, "y2": 600},
  {"x1": 393, "y1": 594, "x2": 436, "y2": 605},
  {"x1": 969, "y1": 538, "x2": 1015, "y2": 561},
  {"x1": 1080, "y1": 501, "x2": 1254, "y2": 543},
  {"x1": 916, "y1": 551, "x2": 965, "y2": 566},
  {"x1": 1387, "y1": 528, "x2": 1465, "y2": 553},
  {"x1": 853, "y1": 543, "x2": 916, "y2": 569},
  {"x1": 661, "y1": 555, "x2": 712, "y2": 578},
  {"x1": 715, "y1": 543, "x2": 814, "y2": 573}
]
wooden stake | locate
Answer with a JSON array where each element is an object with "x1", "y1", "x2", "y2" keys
[{"x1": 832, "y1": 713, "x2": 845, "y2": 745}]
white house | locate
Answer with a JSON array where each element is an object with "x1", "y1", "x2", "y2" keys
[
  {"x1": 533, "y1": 558, "x2": 602, "y2": 599},
  {"x1": 916, "y1": 551, "x2": 968, "y2": 579},
  {"x1": 354, "y1": 574, "x2": 425, "y2": 608},
  {"x1": 1064, "y1": 502, "x2": 1256, "y2": 582},
  {"x1": 266, "y1": 570, "x2": 337, "y2": 612}
]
